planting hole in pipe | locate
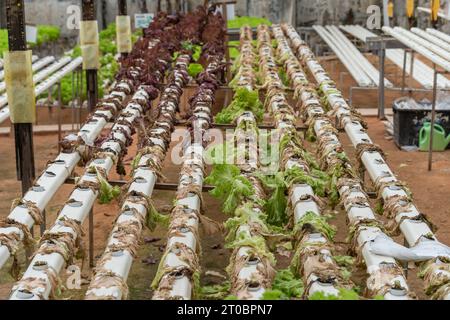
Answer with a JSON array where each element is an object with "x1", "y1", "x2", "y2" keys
[
  {"x1": 44, "y1": 171, "x2": 56, "y2": 178},
  {"x1": 16, "y1": 290, "x2": 35, "y2": 300},
  {"x1": 32, "y1": 261, "x2": 49, "y2": 271},
  {"x1": 54, "y1": 160, "x2": 66, "y2": 165},
  {"x1": 68, "y1": 200, "x2": 83, "y2": 208},
  {"x1": 179, "y1": 226, "x2": 190, "y2": 234},
  {"x1": 390, "y1": 287, "x2": 407, "y2": 297},
  {"x1": 247, "y1": 256, "x2": 260, "y2": 266},
  {"x1": 134, "y1": 177, "x2": 147, "y2": 184},
  {"x1": 93, "y1": 159, "x2": 106, "y2": 165},
  {"x1": 111, "y1": 250, "x2": 125, "y2": 257},
  {"x1": 32, "y1": 185, "x2": 45, "y2": 192},
  {"x1": 247, "y1": 281, "x2": 262, "y2": 292}
]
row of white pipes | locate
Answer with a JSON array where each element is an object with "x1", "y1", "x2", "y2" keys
[
  {"x1": 152, "y1": 55, "x2": 222, "y2": 300},
  {"x1": 0, "y1": 37, "x2": 165, "y2": 272},
  {"x1": 314, "y1": 25, "x2": 392, "y2": 88},
  {"x1": 382, "y1": 26, "x2": 450, "y2": 72},
  {"x1": 0, "y1": 56, "x2": 71, "y2": 106},
  {"x1": 274, "y1": 25, "x2": 413, "y2": 300},
  {"x1": 340, "y1": 25, "x2": 450, "y2": 89},
  {"x1": 0, "y1": 57, "x2": 83, "y2": 124},
  {"x1": 85, "y1": 54, "x2": 191, "y2": 300},
  {"x1": 0, "y1": 55, "x2": 52, "y2": 82},
  {"x1": 9, "y1": 82, "x2": 155, "y2": 300},
  {"x1": 283, "y1": 24, "x2": 450, "y2": 300},
  {"x1": 224, "y1": 25, "x2": 272, "y2": 300},
  {"x1": 264, "y1": 25, "x2": 347, "y2": 298}
]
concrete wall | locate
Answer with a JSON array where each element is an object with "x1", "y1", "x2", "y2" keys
[{"x1": 17, "y1": 0, "x2": 450, "y2": 36}]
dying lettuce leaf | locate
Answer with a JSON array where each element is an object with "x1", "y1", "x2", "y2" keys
[
  {"x1": 205, "y1": 164, "x2": 255, "y2": 215},
  {"x1": 93, "y1": 166, "x2": 121, "y2": 204},
  {"x1": 215, "y1": 88, "x2": 264, "y2": 124},
  {"x1": 293, "y1": 211, "x2": 336, "y2": 241},
  {"x1": 256, "y1": 172, "x2": 288, "y2": 227},
  {"x1": 284, "y1": 166, "x2": 329, "y2": 197},
  {"x1": 200, "y1": 282, "x2": 231, "y2": 300}
]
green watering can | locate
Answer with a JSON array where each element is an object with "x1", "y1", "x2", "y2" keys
[{"x1": 419, "y1": 123, "x2": 450, "y2": 152}]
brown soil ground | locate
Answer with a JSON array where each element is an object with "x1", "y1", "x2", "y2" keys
[{"x1": 0, "y1": 54, "x2": 449, "y2": 300}]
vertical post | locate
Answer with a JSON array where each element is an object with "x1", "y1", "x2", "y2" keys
[
  {"x1": 401, "y1": 49, "x2": 407, "y2": 93},
  {"x1": 118, "y1": 0, "x2": 129, "y2": 60},
  {"x1": 57, "y1": 82, "x2": 62, "y2": 152},
  {"x1": 409, "y1": 51, "x2": 415, "y2": 89},
  {"x1": 378, "y1": 40, "x2": 386, "y2": 120},
  {"x1": 429, "y1": 65, "x2": 438, "y2": 172},
  {"x1": 89, "y1": 208, "x2": 94, "y2": 268},
  {"x1": 0, "y1": 1, "x2": 7, "y2": 28},
  {"x1": 222, "y1": 2, "x2": 232, "y2": 108},
  {"x1": 6, "y1": 0, "x2": 36, "y2": 196},
  {"x1": 82, "y1": 0, "x2": 98, "y2": 113}
]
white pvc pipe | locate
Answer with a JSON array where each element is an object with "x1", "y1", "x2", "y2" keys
[
  {"x1": 87, "y1": 56, "x2": 191, "y2": 300},
  {"x1": 0, "y1": 64, "x2": 138, "y2": 272},
  {"x1": 0, "y1": 57, "x2": 83, "y2": 125},
  {"x1": 0, "y1": 56, "x2": 55, "y2": 82},
  {"x1": 411, "y1": 28, "x2": 450, "y2": 52},
  {"x1": 341, "y1": 25, "x2": 450, "y2": 89},
  {"x1": 313, "y1": 26, "x2": 373, "y2": 87},
  {"x1": 0, "y1": 56, "x2": 71, "y2": 93},
  {"x1": 395, "y1": 27, "x2": 450, "y2": 62},
  {"x1": 383, "y1": 27, "x2": 450, "y2": 72},
  {"x1": 9, "y1": 87, "x2": 151, "y2": 300},
  {"x1": 426, "y1": 28, "x2": 450, "y2": 45},
  {"x1": 284, "y1": 24, "x2": 450, "y2": 299},
  {"x1": 326, "y1": 25, "x2": 393, "y2": 88}
]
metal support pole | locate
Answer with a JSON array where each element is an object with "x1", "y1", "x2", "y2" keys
[
  {"x1": 82, "y1": 0, "x2": 98, "y2": 113},
  {"x1": 6, "y1": 0, "x2": 36, "y2": 197},
  {"x1": 409, "y1": 51, "x2": 415, "y2": 89},
  {"x1": 89, "y1": 208, "x2": 95, "y2": 268},
  {"x1": 429, "y1": 65, "x2": 438, "y2": 172},
  {"x1": 57, "y1": 82, "x2": 62, "y2": 153},
  {"x1": 378, "y1": 40, "x2": 386, "y2": 120},
  {"x1": 401, "y1": 49, "x2": 407, "y2": 93}
]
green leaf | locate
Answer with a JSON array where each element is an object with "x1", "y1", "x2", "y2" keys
[
  {"x1": 215, "y1": 88, "x2": 264, "y2": 124},
  {"x1": 308, "y1": 288, "x2": 359, "y2": 300},
  {"x1": 205, "y1": 164, "x2": 255, "y2": 215}
]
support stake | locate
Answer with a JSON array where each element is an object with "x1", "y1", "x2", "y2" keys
[{"x1": 6, "y1": 0, "x2": 36, "y2": 196}]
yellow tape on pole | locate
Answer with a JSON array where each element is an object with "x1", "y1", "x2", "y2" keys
[
  {"x1": 80, "y1": 20, "x2": 100, "y2": 70},
  {"x1": 388, "y1": 1, "x2": 394, "y2": 18},
  {"x1": 3, "y1": 50, "x2": 36, "y2": 124},
  {"x1": 431, "y1": 0, "x2": 440, "y2": 21},
  {"x1": 406, "y1": 0, "x2": 415, "y2": 18},
  {"x1": 116, "y1": 16, "x2": 132, "y2": 54}
]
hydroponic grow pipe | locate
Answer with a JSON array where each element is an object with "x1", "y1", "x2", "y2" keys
[
  {"x1": 0, "y1": 57, "x2": 83, "y2": 125},
  {"x1": 313, "y1": 25, "x2": 373, "y2": 87},
  {"x1": 0, "y1": 56, "x2": 72, "y2": 107},
  {"x1": 9, "y1": 84, "x2": 154, "y2": 300},
  {"x1": 426, "y1": 28, "x2": 450, "y2": 45},
  {"x1": 222, "y1": 25, "x2": 273, "y2": 300},
  {"x1": 263, "y1": 25, "x2": 347, "y2": 298},
  {"x1": 151, "y1": 57, "x2": 223, "y2": 300},
  {"x1": 382, "y1": 27, "x2": 450, "y2": 72},
  {"x1": 394, "y1": 27, "x2": 450, "y2": 62},
  {"x1": 274, "y1": 25, "x2": 414, "y2": 299},
  {"x1": 85, "y1": 54, "x2": 191, "y2": 300},
  {"x1": 283, "y1": 24, "x2": 450, "y2": 300},
  {"x1": 0, "y1": 34, "x2": 169, "y2": 271},
  {"x1": 0, "y1": 55, "x2": 54, "y2": 82},
  {"x1": 340, "y1": 25, "x2": 450, "y2": 89},
  {"x1": 411, "y1": 28, "x2": 450, "y2": 52},
  {"x1": 326, "y1": 25, "x2": 393, "y2": 88}
]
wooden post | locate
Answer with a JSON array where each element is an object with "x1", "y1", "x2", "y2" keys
[
  {"x1": 6, "y1": 0, "x2": 36, "y2": 196},
  {"x1": 82, "y1": 0, "x2": 99, "y2": 113},
  {"x1": 0, "y1": 1, "x2": 7, "y2": 28},
  {"x1": 118, "y1": 0, "x2": 128, "y2": 60}
]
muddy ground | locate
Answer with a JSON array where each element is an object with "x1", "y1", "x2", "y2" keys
[{"x1": 0, "y1": 54, "x2": 449, "y2": 300}]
